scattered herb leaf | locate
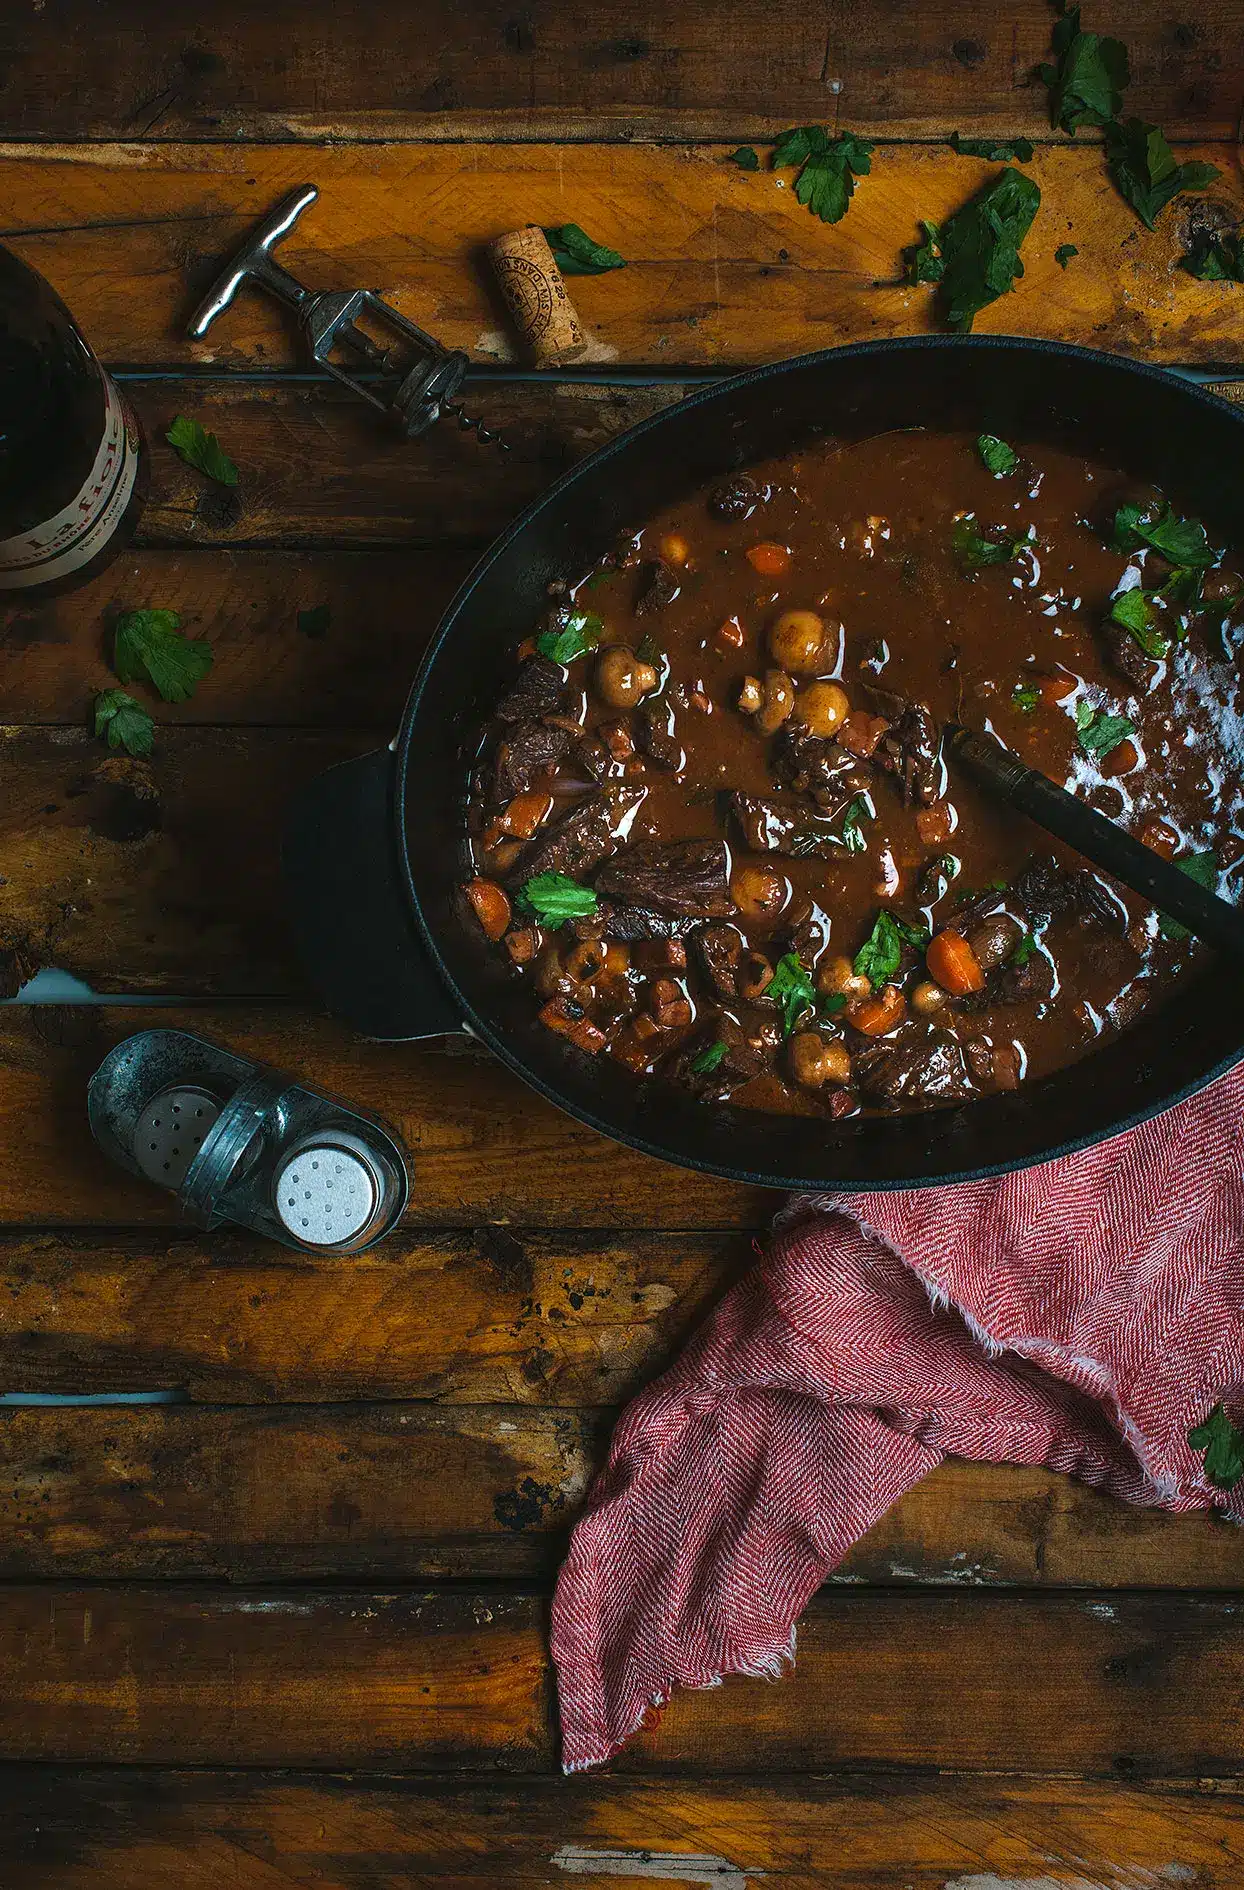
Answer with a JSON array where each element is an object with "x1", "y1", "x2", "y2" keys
[
  {"x1": 933, "y1": 169, "x2": 1041, "y2": 332},
  {"x1": 691, "y1": 1039, "x2": 728, "y2": 1074},
  {"x1": 1011, "y1": 931, "x2": 1039, "y2": 966},
  {"x1": 541, "y1": 223, "x2": 625, "y2": 274},
  {"x1": 165, "y1": 414, "x2": 238, "y2": 487},
  {"x1": 1104, "y1": 118, "x2": 1220, "y2": 231},
  {"x1": 727, "y1": 146, "x2": 760, "y2": 171},
  {"x1": 517, "y1": 872, "x2": 599, "y2": 926},
  {"x1": 113, "y1": 608, "x2": 213, "y2": 703},
  {"x1": 634, "y1": 630, "x2": 664, "y2": 670},
  {"x1": 1159, "y1": 848, "x2": 1219, "y2": 939},
  {"x1": 819, "y1": 992, "x2": 848, "y2": 1017},
  {"x1": 1110, "y1": 501, "x2": 1215, "y2": 568},
  {"x1": 948, "y1": 132, "x2": 1035, "y2": 163},
  {"x1": 1055, "y1": 243, "x2": 1079, "y2": 267},
  {"x1": 93, "y1": 688, "x2": 154, "y2": 757},
  {"x1": 840, "y1": 794, "x2": 872, "y2": 854},
  {"x1": 853, "y1": 911, "x2": 929, "y2": 988},
  {"x1": 1188, "y1": 1402, "x2": 1244, "y2": 1488},
  {"x1": 905, "y1": 219, "x2": 944, "y2": 284},
  {"x1": 1038, "y1": 6, "x2": 1129, "y2": 133},
  {"x1": 768, "y1": 952, "x2": 818, "y2": 1037},
  {"x1": 977, "y1": 432, "x2": 1019, "y2": 476},
  {"x1": 1182, "y1": 228, "x2": 1244, "y2": 282},
  {"x1": 297, "y1": 604, "x2": 331, "y2": 639},
  {"x1": 772, "y1": 125, "x2": 874, "y2": 225},
  {"x1": 1012, "y1": 681, "x2": 1041, "y2": 712},
  {"x1": 1109, "y1": 586, "x2": 1169, "y2": 658},
  {"x1": 1075, "y1": 698, "x2": 1136, "y2": 758},
  {"x1": 953, "y1": 515, "x2": 1028, "y2": 569},
  {"x1": 537, "y1": 610, "x2": 603, "y2": 665}
]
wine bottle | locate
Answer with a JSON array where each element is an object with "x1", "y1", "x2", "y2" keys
[{"x1": 0, "y1": 243, "x2": 146, "y2": 599}]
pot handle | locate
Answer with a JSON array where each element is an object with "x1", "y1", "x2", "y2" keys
[{"x1": 283, "y1": 746, "x2": 464, "y2": 1041}]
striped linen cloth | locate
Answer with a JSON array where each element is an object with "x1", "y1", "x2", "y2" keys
[{"x1": 552, "y1": 1068, "x2": 1244, "y2": 1771}]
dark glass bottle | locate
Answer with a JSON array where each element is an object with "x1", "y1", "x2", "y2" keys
[{"x1": 0, "y1": 244, "x2": 146, "y2": 599}]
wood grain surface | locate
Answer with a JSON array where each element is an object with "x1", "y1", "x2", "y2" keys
[
  {"x1": 4, "y1": 1400, "x2": 1244, "y2": 1590},
  {"x1": 4, "y1": 143, "x2": 1241, "y2": 371},
  {"x1": 5, "y1": 1, "x2": 1244, "y2": 142}
]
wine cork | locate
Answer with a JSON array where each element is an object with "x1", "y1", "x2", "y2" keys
[{"x1": 486, "y1": 226, "x2": 588, "y2": 367}]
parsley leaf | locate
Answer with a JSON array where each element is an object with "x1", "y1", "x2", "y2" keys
[
  {"x1": 1075, "y1": 699, "x2": 1136, "y2": 758},
  {"x1": 948, "y1": 132, "x2": 1035, "y2": 163},
  {"x1": 691, "y1": 1039, "x2": 728, "y2": 1074},
  {"x1": 1011, "y1": 932, "x2": 1039, "y2": 966},
  {"x1": 905, "y1": 219, "x2": 944, "y2": 285},
  {"x1": 297, "y1": 604, "x2": 331, "y2": 640},
  {"x1": 1188, "y1": 1403, "x2": 1244, "y2": 1489},
  {"x1": 113, "y1": 609, "x2": 213, "y2": 703},
  {"x1": 977, "y1": 432, "x2": 1019, "y2": 476},
  {"x1": 1182, "y1": 229, "x2": 1244, "y2": 282},
  {"x1": 853, "y1": 911, "x2": 929, "y2": 987},
  {"x1": 541, "y1": 224, "x2": 625, "y2": 274},
  {"x1": 1055, "y1": 243, "x2": 1079, "y2": 267},
  {"x1": 1104, "y1": 119, "x2": 1220, "y2": 231},
  {"x1": 768, "y1": 952, "x2": 817, "y2": 1037},
  {"x1": 819, "y1": 992, "x2": 848, "y2": 1017},
  {"x1": 953, "y1": 515, "x2": 1028, "y2": 569},
  {"x1": 1012, "y1": 681, "x2": 1041, "y2": 712},
  {"x1": 727, "y1": 147, "x2": 760, "y2": 171},
  {"x1": 1159, "y1": 849, "x2": 1219, "y2": 940},
  {"x1": 1039, "y1": 6, "x2": 1129, "y2": 133},
  {"x1": 1109, "y1": 586, "x2": 1169, "y2": 659},
  {"x1": 165, "y1": 414, "x2": 238, "y2": 487},
  {"x1": 517, "y1": 873, "x2": 598, "y2": 926},
  {"x1": 1110, "y1": 501, "x2": 1215, "y2": 568},
  {"x1": 772, "y1": 125, "x2": 873, "y2": 225},
  {"x1": 93, "y1": 688, "x2": 154, "y2": 757},
  {"x1": 537, "y1": 610, "x2": 603, "y2": 665},
  {"x1": 934, "y1": 169, "x2": 1041, "y2": 332},
  {"x1": 840, "y1": 794, "x2": 872, "y2": 854}
]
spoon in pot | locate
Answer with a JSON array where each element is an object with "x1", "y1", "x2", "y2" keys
[{"x1": 944, "y1": 721, "x2": 1244, "y2": 958}]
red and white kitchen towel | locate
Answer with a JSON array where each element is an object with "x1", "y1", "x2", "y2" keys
[{"x1": 551, "y1": 1068, "x2": 1244, "y2": 1772}]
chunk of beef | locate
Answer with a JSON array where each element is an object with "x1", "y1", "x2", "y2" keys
[
  {"x1": 875, "y1": 701, "x2": 943, "y2": 806},
  {"x1": 492, "y1": 720, "x2": 575, "y2": 800},
  {"x1": 506, "y1": 786, "x2": 644, "y2": 885},
  {"x1": 917, "y1": 853, "x2": 957, "y2": 906},
  {"x1": 695, "y1": 923, "x2": 745, "y2": 999},
  {"x1": 494, "y1": 655, "x2": 565, "y2": 725},
  {"x1": 636, "y1": 702, "x2": 684, "y2": 771},
  {"x1": 729, "y1": 792, "x2": 814, "y2": 854},
  {"x1": 596, "y1": 840, "x2": 733, "y2": 918},
  {"x1": 669, "y1": 1010, "x2": 779, "y2": 1101},
  {"x1": 634, "y1": 559, "x2": 680, "y2": 615},
  {"x1": 585, "y1": 904, "x2": 699, "y2": 941},
  {"x1": 1103, "y1": 622, "x2": 1161, "y2": 692},
  {"x1": 991, "y1": 950, "x2": 1055, "y2": 1006},
  {"x1": 708, "y1": 473, "x2": 760, "y2": 521},
  {"x1": 852, "y1": 1027, "x2": 977, "y2": 1106},
  {"x1": 1074, "y1": 870, "x2": 1129, "y2": 931},
  {"x1": 770, "y1": 726, "x2": 861, "y2": 808},
  {"x1": 1011, "y1": 853, "x2": 1127, "y2": 933}
]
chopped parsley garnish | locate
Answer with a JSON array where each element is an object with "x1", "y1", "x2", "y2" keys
[
  {"x1": 297, "y1": 604, "x2": 331, "y2": 639},
  {"x1": 113, "y1": 609, "x2": 213, "y2": 703},
  {"x1": 819, "y1": 992, "x2": 848, "y2": 1017},
  {"x1": 1104, "y1": 119, "x2": 1219, "y2": 232},
  {"x1": 726, "y1": 146, "x2": 760, "y2": 171},
  {"x1": 853, "y1": 911, "x2": 929, "y2": 988},
  {"x1": 541, "y1": 224, "x2": 625, "y2": 274},
  {"x1": 905, "y1": 219, "x2": 944, "y2": 285},
  {"x1": 691, "y1": 1040, "x2": 728, "y2": 1074},
  {"x1": 948, "y1": 132, "x2": 1035, "y2": 163},
  {"x1": 977, "y1": 432, "x2": 1019, "y2": 477},
  {"x1": 1110, "y1": 501, "x2": 1215, "y2": 569},
  {"x1": 953, "y1": 515, "x2": 1029, "y2": 570},
  {"x1": 93, "y1": 688, "x2": 154, "y2": 757},
  {"x1": 771, "y1": 125, "x2": 874, "y2": 225},
  {"x1": 516, "y1": 873, "x2": 598, "y2": 926},
  {"x1": 1188, "y1": 1403, "x2": 1244, "y2": 1488},
  {"x1": 1011, "y1": 932, "x2": 1039, "y2": 967},
  {"x1": 536, "y1": 610, "x2": 603, "y2": 665},
  {"x1": 166, "y1": 414, "x2": 238, "y2": 486},
  {"x1": 768, "y1": 952, "x2": 818, "y2": 1037},
  {"x1": 1055, "y1": 243, "x2": 1079, "y2": 268},
  {"x1": 1182, "y1": 229, "x2": 1244, "y2": 283},
  {"x1": 932, "y1": 170, "x2": 1041, "y2": 333},
  {"x1": 1158, "y1": 849, "x2": 1219, "y2": 940},
  {"x1": 840, "y1": 794, "x2": 872, "y2": 854},
  {"x1": 1109, "y1": 586, "x2": 1169, "y2": 659},
  {"x1": 1074, "y1": 699, "x2": 1136, "y2": 758},
  {"x1": 1038, "y1": 5, "x2": 1129, "y2": 133},
  {"x1": 1012, "y1": 681, "x2": 1041, "y2": 713}
]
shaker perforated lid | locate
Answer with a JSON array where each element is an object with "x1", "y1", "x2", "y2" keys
[
  {"x1": 132, "y1": 1086, "x2": 222, "y2": 1189},
  {"x1": 272, "y1": 1135, "x2": 384, "y2": 1247}
]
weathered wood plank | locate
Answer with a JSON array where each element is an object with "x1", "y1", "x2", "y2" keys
[
  {"x1": 3, "y1": 2, "x2": 1241, "y2": 143},
  {"x1": 0, "y1": 1583, "x2": 1241, "y2": 1771},
  {"x1": 5, "y1": 1769, "x2": 1242, "y2": 1890},
  {"x1": 5, "y1": 1400, "x2": 1244, "y2": 1591},
  {"x1": 0, "y1": 548, "x2": 473, "y2": 725},
  {"x1": 0, "y1": 1015, "x2": 766, "y2": 1227},
  {"x1": 5, "y1": 143, "x2": 1241, "y2": 370}
]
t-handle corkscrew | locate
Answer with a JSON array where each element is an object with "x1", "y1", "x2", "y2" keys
[{"x1": 188, "y1": 184, "x2": 507, "y2": 448}]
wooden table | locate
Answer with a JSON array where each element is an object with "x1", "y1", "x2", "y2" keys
[{"x1": 3, "y1": 6, "x2": 1244, "y2": 1882}]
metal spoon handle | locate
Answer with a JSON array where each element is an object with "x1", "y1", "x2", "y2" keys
[{"x1": 946, "y1": 722, "x2": 1244, "y2": 959}]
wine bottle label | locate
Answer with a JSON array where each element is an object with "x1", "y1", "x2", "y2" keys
[{"x1": 0, "y1": 373, "x2": 140, "y2": 589}]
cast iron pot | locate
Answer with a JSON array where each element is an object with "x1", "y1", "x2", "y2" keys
[{"x1": 285, "y1": 336, "x2": 1244, "y2": 1193}]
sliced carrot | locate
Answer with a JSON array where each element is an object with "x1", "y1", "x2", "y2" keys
[
  {"x1": 916, "y1": 804, "x2": 953, "y2": 847},
  {"x1": 847, "y1": 983, "x2": 907, "y2": 1036},
  {"x1": 926, "y1": 928, "x2": 986, "y2": 996},
  {"x1": 465, "y1": 877, "x2": 512, "y2": 941},
  {"x1": 745, "y1": 541, "x2": 791, "y2": 575},
  {"x1": 838, "y1": 710, "x2": 890, "y2": 759},
  {"x1": 538, "y1": 995, "x2": 606, "y2": 1054},
  {"x1": 502, "y1": 790, "x2": 554, "y2": 839}
]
